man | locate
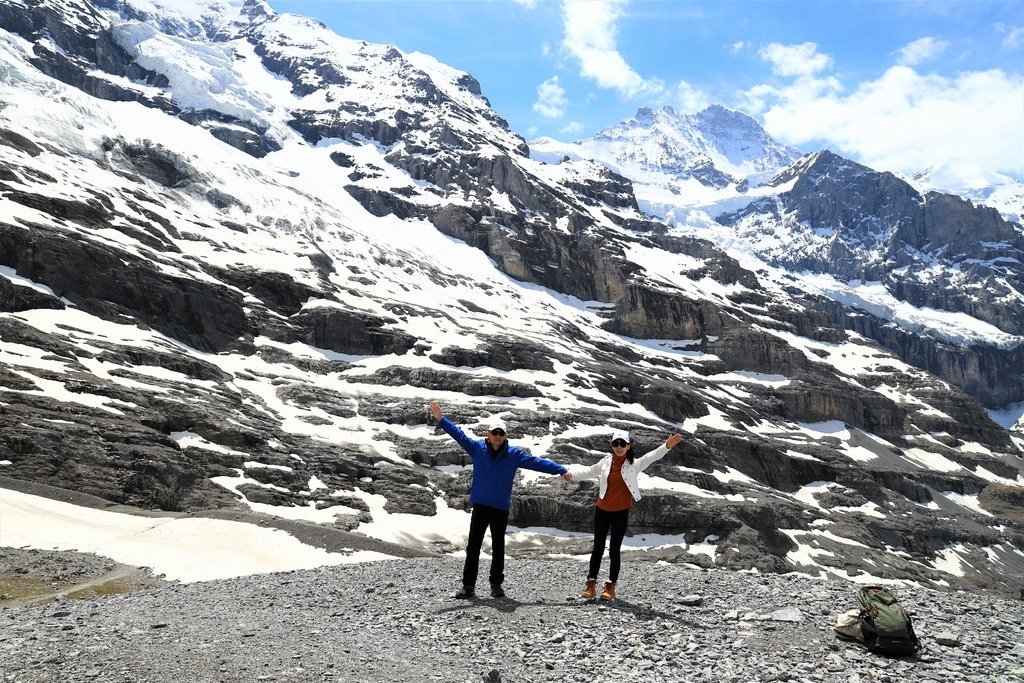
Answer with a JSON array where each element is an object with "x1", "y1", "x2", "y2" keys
[{"x1": 429, "y1": 400, "x2": 572, "y2": 598}]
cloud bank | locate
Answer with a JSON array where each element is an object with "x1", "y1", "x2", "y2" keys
[{"x1": 744, "y1": 40, "x2": 1024, "y2": 178}]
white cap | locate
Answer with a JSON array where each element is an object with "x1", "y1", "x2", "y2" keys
[
  {"x1": 611, "y1": 430, "x2": 631, "y2": 444},
  {"x1": 486, "y1": 417, "x2": 508, "y2": 433}
]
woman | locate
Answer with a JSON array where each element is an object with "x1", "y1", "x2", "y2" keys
[{"x1": 568, "y1": 429, "x2": 683, "y2": 600}]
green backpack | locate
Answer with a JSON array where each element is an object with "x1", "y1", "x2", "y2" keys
[{"x1": 857, "y1": 587, "x2": 922, "y2": 656}]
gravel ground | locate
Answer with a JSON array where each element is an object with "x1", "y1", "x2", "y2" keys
[{"x1": 1, "y1": 551, "x2": 1023, "y2": 683}]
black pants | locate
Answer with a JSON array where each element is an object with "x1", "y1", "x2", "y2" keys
[
  {"x1": 463, "y1": 504, "x2": 509, "y2": 587},
  {"x1": 588, "y1": 507, "x2": 629, "y2": 583}
]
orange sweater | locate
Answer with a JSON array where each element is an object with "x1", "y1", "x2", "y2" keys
[{"x1": 597, "y1": 455, "x2": 633, "y2": 511}]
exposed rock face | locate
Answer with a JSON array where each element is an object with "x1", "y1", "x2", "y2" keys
[
  {"x1": 0, "y1": 221, "x2": 248, "y2": 352},
  {"x1": 178, "y1": 111, "x2": 282, "y2": 158},
  {"x1": 719, "y1": 150, "x2": 1024, "y2": 407},
  {"x1": 0, "y1": 0, "x2": 1021, "y2": 601},
  {"x1": 812, "y1": 297, "x2": 1024, "y2": 409},
  {"x1": 544, "y1": 106, "x2": 1023, "y2": 413},
  {"x1": 610, "y1": 285, "x2": 736, "y2": 339},
  {"x1": 290, "y1": 308, "x2": 417, "y2": 356}
]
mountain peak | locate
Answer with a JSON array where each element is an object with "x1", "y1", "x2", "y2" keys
[
  {"x1": 94, "y1": 0, "x2": 252, "y2": 39},
  {"x1": 575, "y1": 103, "x2": 800, "y2": 185},
  {"x1": 239, "y1": 0, "x2": 275, "y2": 23},
  {"x1": 633, "y1": 106, "x2": 656, "y2": 126},
  {"x1": 695, "y1": 104, "x2": 760, "y2": 131}
]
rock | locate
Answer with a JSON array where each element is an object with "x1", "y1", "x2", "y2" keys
[{"x1": 767, "y1": 608, "x2": 803, "y2": 622}]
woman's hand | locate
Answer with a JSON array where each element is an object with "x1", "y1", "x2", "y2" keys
[{"x1": 666, "y1": 433, "x2": 683, "y2": 450}]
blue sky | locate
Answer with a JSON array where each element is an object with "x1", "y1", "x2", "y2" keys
[{"x1": 268, "y1": 0, "x2": 1024, "y2": 179}]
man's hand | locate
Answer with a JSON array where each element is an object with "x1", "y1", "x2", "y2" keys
[
  {"x1": 429, "y1": 401, "x2": 442, "y2": 421},
  {"x1": 666, "y1": 433, "x2": 683, "y2": 450},
  {"x1": 561, "y1": 471, "x2": 573, "y2": 482}
]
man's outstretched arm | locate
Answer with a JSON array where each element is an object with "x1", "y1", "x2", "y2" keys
[{"x1": 429, "y1": 400, "x2": 477, "y2": 454}]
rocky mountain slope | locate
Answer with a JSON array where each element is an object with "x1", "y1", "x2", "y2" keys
[
  {"x1": 1, "y1": 0, "x2": 1023, "y2": 601},
  {"x1": 718, "y1": 150, "x2": 1024, "y2": 410},
  {"x1": 532, "y1": 108, "x2": 1024, "y2": 426}
]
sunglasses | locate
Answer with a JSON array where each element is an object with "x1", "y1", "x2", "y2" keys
[
  {"x1": 490, "y1": 430, "x2": 507, "y2": 437},
  {"x1": 611, "y1": 440, "x2": 629, "y2": 448}
]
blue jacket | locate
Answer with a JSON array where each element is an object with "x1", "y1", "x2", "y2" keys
[{"x1": 439, "y1": 417, "x2": 567, "y2": 511}]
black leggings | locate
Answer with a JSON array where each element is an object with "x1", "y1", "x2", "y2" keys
[{"x1": 588, "y1": 507, "x2": 629, "y2": 583}]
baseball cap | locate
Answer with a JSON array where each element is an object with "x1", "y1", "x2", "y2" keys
[
  {"x1": 486, "y1": 417, "x2": 508, "y2": 433},
  {"x1": 611, "y1": 430, "x2": 631, "y2": 443}
]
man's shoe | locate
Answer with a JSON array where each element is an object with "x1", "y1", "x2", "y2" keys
[
  {"x1": 580, "y1": 579, "x2": 597, "y2": 599},
  {"x1": 454, "y1": 584, "x2": 475, "y2": 599},
  {"x1": 489, "y1": 583, "x2": 505, "y2": 598},
  {"x1": 599, "y1": 581, "x2": 616, "y2": 601}
]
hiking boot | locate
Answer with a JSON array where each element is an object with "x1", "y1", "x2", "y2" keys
[
  {"x1": 580, "y1": 579, "x2": 597, "y2": 599},
  {"x1": 454, "y1": 584, "x2": 475, "y2": 599},
  {"x1": 599, "y1": 581, "x2": 616, "y2": 601},
  {"x1": 489, "y1": 583, "x2": 505, "y2": 598}
]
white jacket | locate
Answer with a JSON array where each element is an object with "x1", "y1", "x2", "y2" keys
[{"x1": 567, "y1": 444, "x2": 669, "y2": 503}]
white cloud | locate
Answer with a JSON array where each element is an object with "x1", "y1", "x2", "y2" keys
[
  {"x1": 753, "y1": 64, "x2": 1024, "y2": 178},
  {"x1": 533, "y1": 75, "x2": 568, "y2": 118},
  {"x1": 730, "y1": 41, "x2": 746, "y2": 55},
  {"x1": 759, "y1": 42, "x2": 832, "y2": 78},
  {"x1": 998, "y1": 24, "x2": 1024, "y2": 51},
  {"x1": 673, "y1": 80, "x2": 711, "y2": 113},
  {"x1": 559, "y1": 121, "x2": 583, "y2": 135},
  {"x1": 738, "y1": 75, "x2": 842, "y2": 115},
  {"x1": 895, "y1": 37, "x2": 948, "y2": 65},
  {"x1": 560, "y1": 0, "x2": 663, "y2": 98}
]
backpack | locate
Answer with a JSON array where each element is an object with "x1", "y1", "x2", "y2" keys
[{"x1": 857, "y1": 587, "x2": 922, "y2": 656}]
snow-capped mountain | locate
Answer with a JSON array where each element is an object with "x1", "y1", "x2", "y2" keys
[
  {"x1": 530, "y1": 104, "x2": 801, "y2": 225},
  {"x1": 532, "y1": 104, "x2": 800, "y2": 188},
  {"x1": 911, "y1": 158, "x2": 1024, "y2": 224},
  {"x1": 1, "y1": 0, "x2": 1023, "y2": 599},
  {"x1": 719, "y1": 150, "x2": 1024, "y2": 409},
  {"x1": 533, "y1": 106, "x2": 1024, "y2": 425}
]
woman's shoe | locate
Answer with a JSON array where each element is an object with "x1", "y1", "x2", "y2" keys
[
  {"x1": 599, "y1": 581, "x2": 616, "y2": 601},
  {"x1": 580, "y1": 579, "x2": 597, "y2": 599}
]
